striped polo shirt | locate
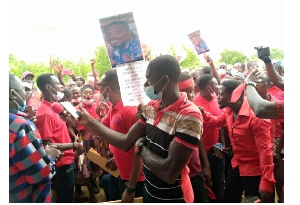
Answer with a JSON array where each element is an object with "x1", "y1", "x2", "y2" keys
[{"x1": 140, "y1": 93, "x2": 202, "y2": 202}]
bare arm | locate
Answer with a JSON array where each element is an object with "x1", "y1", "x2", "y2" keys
[
  {"x1": 246, "y1": 84, "x2": 277, "y2": 119},
  {"x1": 199, "y1": 138, "x2": 211, "y2": 186},
  {"x1": 75, "y1": 105, "x2": 145, "y2": 151},
  {"x1": 91, "y1": 59, "x2": 100, "y2": 90},
  {"x1": 204, "y1": 53, "x2": 221, "y2": 84},
  {"x1": 121, "y1": 154, "x2": 144, "y2": 202},
  {"x1": 245, "y1": 69, "x2": 278, "y2": 119},
  {"x1": 139, "y1": 140, "x2": 193, "y2": 184},
  {"x1": 265, "y1": 62, "x2": 284, "y2": 91}
]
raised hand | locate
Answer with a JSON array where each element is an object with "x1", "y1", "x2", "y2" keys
[{"x1": 51, "y1": 60, "x2": 64, "y2": 74}]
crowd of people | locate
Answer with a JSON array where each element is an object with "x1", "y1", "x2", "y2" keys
[{"x1": 9, "y1": 48, "x2": 284, "y2": 203}]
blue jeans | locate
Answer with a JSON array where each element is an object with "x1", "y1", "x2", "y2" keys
[
  {"x1": 101, "y1": 174, "x2": 120, "y2": 201},
  {"x1": 51, "y1": 163, "x2": 75, "y2": 203},
  {"x1": 207, "y1": 152, "x2": 225, "y2": 203}
]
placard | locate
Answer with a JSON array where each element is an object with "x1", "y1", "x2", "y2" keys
[{"x1": 116, "y1": 61, "x2": 151, "y2": 106}]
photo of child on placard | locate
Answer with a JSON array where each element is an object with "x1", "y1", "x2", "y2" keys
[
  {"x1": 188, "y1": 30, "x2": 210, "y2": 55},
  {"x1": 99, "y1": 12, "x2": 144, "y2": 68}
]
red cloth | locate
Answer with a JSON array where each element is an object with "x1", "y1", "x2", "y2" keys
[
  {"x1": 180, "y1": 165, "x2": 194, "y2": 203},
  {"x1": 35, "y1": 100, "x2": 74, "y2": 167},
  {"x1": 202, "y1": 98, "x2": 275, "y2": 192},
  {"x1": 193, "y1": 94, "x2": 223, "y2": 152},
  {"x1": 101, "y1": 101, "x2": 144, "y2": 181},
  {"x1": 230, "y1": 83, "x2": 245, "y2": 103},
  {"x1": 268, "y1": 86, "x2": 284, "y2": 100},
  {"x1": 76, "y1": 102, "x2": 100, "y2": 131},
  {"x1": 269, "y1": 95, "x2": 283, "y2": 138}
]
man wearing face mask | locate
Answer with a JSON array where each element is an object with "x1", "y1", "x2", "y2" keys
[
  {"x1": 193, "y1": 74, "x2": 225, "y2": 202},
  {"x1": 9, "y1": 73, "x2": 60, "y2": 202},
  {"x1": 97, "y1": 69, "x2": 145, "y2": 202},
  {"x1": 35, "y1": 73, "x2": 84, "y2": 203},
  {"x1": 73, "y1": 55, "x2": 203, "y2": 202}
]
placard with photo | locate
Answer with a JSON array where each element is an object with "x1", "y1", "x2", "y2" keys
[{"x1": 99, "y1": 12, "x2": 144, "y2": 68}]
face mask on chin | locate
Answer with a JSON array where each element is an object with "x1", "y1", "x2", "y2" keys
[
  {"x1": 47, "y1": 84, "x2": 65, "y2": 102},
  {"x1": 87, "y1": 76, "x2": 94, "y2": 82},
  {"x1": 218, "y1": 69, "x2": 226, "y2": 75},
  {"x1": 82, "y1": 98, "x2": 94, "y2": 106},
  {"x1": 12, "y1": 89, "x2": 27, "y2": 112}
]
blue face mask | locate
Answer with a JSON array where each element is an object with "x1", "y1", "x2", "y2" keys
[
  {"x1": 12, "y1": 89, "x2": 27, "y2": 112},
  {"x1": 143, "y1": 76, "x2": 166, "y2": 100}
]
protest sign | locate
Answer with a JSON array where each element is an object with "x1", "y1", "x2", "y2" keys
[
  {"x1": 116, "y1": 61, "x2": 150, "y2": 106},
  {"x1": 188, "y1": 30, "x2": 210, "y2": 55},
  {"x1": 99, "y1": 12, "x2": 144, "y2": 68}
]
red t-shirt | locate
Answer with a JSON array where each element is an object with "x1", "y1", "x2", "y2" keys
[
  {"x1": 202, "y1": 97, "x2": 275, "y2": 192},
  {"x1": 101, "y1": 101, "x2": 144, "y2": 181},
  {"x1": 35, "y1": 100, "x2": 74, "y2": 167},
  {"x1": 76, "y1": 102, "x2": 100, "y2": 131},
  {"x1": 193, "y1": 94, "x2": 223, "y2": 152}
]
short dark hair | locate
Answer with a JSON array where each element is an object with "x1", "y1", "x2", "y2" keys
[
  {"x1": 197, "y1": 74, "x2": 213, "y2": 90},
  {"x1": 103, "y1": 21, "x2": 130, "y2": 33},
  {"x1": 179, "y1": 72, "x2": 192, "y2": 82},
  {"x1": 76, "y1": 76, "x2": 85, "y2": 84},
  {"x1": 247, "y1": 61, "x2": 257, "y2": 68},
  {"x1": 81, "y1": 84, "x2": 94, "y2": 93},
  {"x1": 63, "y1": 87, "x2": 72, "y2": 99},
  {"x1": 148, "y1": 55, "x2": 181, "y2": 82},
  {"x1": 36, "y1": 73, "x2": 55, "y2": 93},
  {"x1": 240, "y1": 63, "x2": 245, "y2": 71},
  {"x1": 202, "y1": 66, "x2": 211, "y2": 75},
  {"x1": 220, "y1": 79, "x2": 241, "y2": 94},
  {"x1": 9, "y1": 73, "x2": 18, "y2": 90},
  {"x1": 101, "y1": 69, "x2": 119, "y2": 90}
]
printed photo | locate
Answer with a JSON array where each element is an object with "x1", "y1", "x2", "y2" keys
[
  {"x1": 99, "y1": 12, "x2": 144, "y2": 68},
  {"x1": 188, "y1": 30, "x2": 210, "y2": 55}
]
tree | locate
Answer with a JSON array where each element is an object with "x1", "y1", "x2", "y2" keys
[
  {"x1": 169, "y1": 45, "x2": 201, "y2": 69},
  {"x1": 219, "y1": 49, "x2": 249, "y2": 65},
  {"x1": 93, "y1": 45, "x2": 112, "y2": 77},
  {"x1": 250, "y1": 47, "x2": 284, "y2": 61}
]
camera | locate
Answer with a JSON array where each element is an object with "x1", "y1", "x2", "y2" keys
[{"x1": 254, "y1": 46, "x2": 270, "y2": 58}]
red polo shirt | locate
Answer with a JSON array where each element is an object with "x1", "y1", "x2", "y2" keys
[
  {"x1": 101, "y1": 100, "x2": 144, "y2": 181},
  {"x1": 35, "y1": 100, "x2": 74, "y2": 167},
  {"x1": 202, "y1": 97, "x2": 275, "y2": 192},
  {"x1": 193, "y1": 94, "x2": 223, "y2": 152}
]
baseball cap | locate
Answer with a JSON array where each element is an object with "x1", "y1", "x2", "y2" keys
[{"x1": 21, "y1": 71, "x2": 34, "y2": 80}]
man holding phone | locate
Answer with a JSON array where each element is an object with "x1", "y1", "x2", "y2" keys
[{"x1": 35, "y1": 73, "x2": 84, "y2": 203}]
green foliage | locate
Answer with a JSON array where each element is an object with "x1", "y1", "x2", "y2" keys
[
  {"x1": 270, "y1": 48, "x2": 284, "y2": 61},
  {"x1": 93, "y1": 45, "x2": 112, "y2": 77},
  {"x1": 250, "y1": 47, "x2": 284, "y2": 61},
  {"x1": 178, "y1": 46, "x2": 201, "y2": 69},
  {"x1": 9, "y1": 45, "x2": 112, "y2": 84},
  {"x1": 9, "y1": 54, "x2": 50, "y2": 79},
  {"x1": 219, "y1": 49, "x2": 249, "y2": 65}
]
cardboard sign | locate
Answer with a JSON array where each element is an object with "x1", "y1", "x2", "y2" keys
[{"x1": 87, "y1": 148, "x2": 119, "y2": 178}]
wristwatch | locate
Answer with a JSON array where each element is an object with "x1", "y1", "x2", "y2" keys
[
  {"x1": 245, "y1": 81, "x2": 257, "y2": 88},
  {"x1": 134, "y1": 141, "x2": 144, "y2": 155},
  {"x1": 125, "y1": 182, "x2": 136, "y2": 194}
]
